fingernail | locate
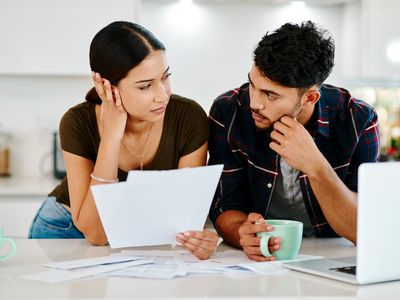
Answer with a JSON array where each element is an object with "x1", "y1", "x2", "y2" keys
[
  {"x1": 266, "y1": 226, "x2": 273, "y2": 231},
  {"x1": 184, "y1": 232, "x2": 190, "y2": 237},
  {"x1": 176, "y1": 234, "x2": 183, "y2": 239},
  {"x1": 274, "y1": 245, "x2": 280, "y2": 250}
]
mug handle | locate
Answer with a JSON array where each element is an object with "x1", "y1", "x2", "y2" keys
[
  {"x1": 0, "y1": 237, "x2": 16, "y2": 261},
  {"x1": 259, "y1": 233, "x2": 274, "y2": 257}
]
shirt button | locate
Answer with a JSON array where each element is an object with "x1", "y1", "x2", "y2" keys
[{"x1": 267, "y1": 183, "x2": 272, "y2": 188}]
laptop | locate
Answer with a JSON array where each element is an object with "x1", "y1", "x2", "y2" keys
[{"x1": 283, "y1": 162, "x2": 400, "y2": 285}]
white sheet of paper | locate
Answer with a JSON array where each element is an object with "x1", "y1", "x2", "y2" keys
[
  {"x1": 21, "y1": 260, "x2": 153, "y2": 284},
  {"x1": 91, "y1": 165, "x2": 223, "y2": 248},
  {"x1": 279, "y1": 254, "x2": 323, "y2": 263},
  {"x1": 118, "y1": 249, "x2": 310, "y2": 277},
  {"x1": 209, "y1": 249, "x2": 253, "y2": 264},
  {"x1": 210, "y1": 250, "x2": 322, "y2": 265},
  {"x1": 42, "y1": 255, "x2": 144, "y2": 270},
  {"x1": 227, "y1": 253, "x2": 323, "y2": 276},
  {"x1": 108, "y1": 256, "x2": 188, "y2": 279},
  {"x1": 117, "y1": 250, "x2": 249, "y2": 278},
  {"x1": 235, "y1": 261, "x2": 287, "y2": 275}
]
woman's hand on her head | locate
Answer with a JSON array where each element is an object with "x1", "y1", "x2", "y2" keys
[
  {"x1": 92, "y1": 72, "x2": 127, "y2": 140},
  {"x1": 176, "y1": 229, "x2": 219, "y2": 260}
]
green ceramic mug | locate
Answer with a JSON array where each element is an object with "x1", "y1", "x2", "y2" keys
[
  {"x1": 257, "y1": 219, "x2": 303, "y2": 260},
  {"x1": 0, "y1": 227, "x2": 16, "y2": 261}
]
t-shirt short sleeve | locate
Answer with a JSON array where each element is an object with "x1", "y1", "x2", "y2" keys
[
  {"x1": 59, "y1": 102, "x2": 98, "y2": 161},
  {"x1": 174, "y1": 96, "x2": 209, "y2": 156}
]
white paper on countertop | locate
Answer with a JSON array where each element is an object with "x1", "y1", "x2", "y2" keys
[
  {"x1": 91, "y1": 165, "x2": 223, "y2": 248},
  {"x1": 117, "y1": 249, "x2": 321, "y2": 277},
  {"x1": 42, "y1": 255, "x2": 145, "y2": 270},
  {"x1": 21, "y1": 259, "x2": 153, "y2": 284},
  {"x1": 210, "y1": 250, "x2": 322, "y2": 265},
  {"x1": 108, "y1": 255, "x2": 188, "y2": 279}
]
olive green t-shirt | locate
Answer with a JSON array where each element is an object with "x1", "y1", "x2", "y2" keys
[{"x1": 49, "y1": 94, "x2": 209, "y2": 206}]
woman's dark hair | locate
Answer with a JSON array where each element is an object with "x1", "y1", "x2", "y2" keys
[
  {"x1": 254, "y1": 21, "x2": 335, "y2": 91},
  {"x1": 85, "y1": 21, "x2": 166, "y2": 104}
]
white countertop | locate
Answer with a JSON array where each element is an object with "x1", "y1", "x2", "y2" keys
[
  {"x1": 0, "y1": 176, "x2": 60, "y2": 196},
  {"x1": 2, "y1": 238, "x2": 400, "y2": 299}
]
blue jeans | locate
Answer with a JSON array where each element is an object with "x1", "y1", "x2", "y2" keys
[{"x1": 29, "y1": 196, "x2": 84, "y2": 239}]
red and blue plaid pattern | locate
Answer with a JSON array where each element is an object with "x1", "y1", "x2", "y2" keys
[{"x1": 208, "y1": 83, "x2": 380, "y2": 237}]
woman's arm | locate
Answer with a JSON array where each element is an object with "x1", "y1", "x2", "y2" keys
[
  {"x1": 66, "y1": 73, "x2": 127, "y2": 245},
  {"x1": 64, "y1": 131, "x2": 122, "y2": 245},
  {"x1": 177, "y1": 142, "x2": 208, "y2": 168}
]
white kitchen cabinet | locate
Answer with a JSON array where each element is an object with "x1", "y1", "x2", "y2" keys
[
  {"x1": 0, "y1": 177, "x2": 59, "y2": 237},
  {"x1": 0, "y1": 196, "x2": 42, "y2": 237},
  {"x1": 0, "y1": 0, "x2": 137, "y2": 76}
]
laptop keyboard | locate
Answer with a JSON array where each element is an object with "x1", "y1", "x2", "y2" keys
[{"x1": 329, "y1": 266, "x2": 357, "y2": 275}]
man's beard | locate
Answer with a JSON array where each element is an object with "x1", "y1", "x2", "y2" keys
[
  {"x1": 253, "y1": 98, "x2": 302, "y2": 132},
  {"x1": 289, "y1": 98, "x2": 302, "y2": 121}
]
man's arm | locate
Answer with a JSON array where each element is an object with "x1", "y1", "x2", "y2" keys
[
  {"x1": 270, "y1": 115, "x2": 379, "y2": 244},
  {"x1": 304, "y1": 157, "x2": 358, "y2": 243},
  {"x1": 215, "y1": 210, "x2": 247, "y2": 248},
  {"x1": 215, "y1": 211, "x2": 280, "y2": 262}
]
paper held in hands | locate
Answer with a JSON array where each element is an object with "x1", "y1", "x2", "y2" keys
[{"x1": 91, "y1": 165, "x2": 224, "y2": 248}]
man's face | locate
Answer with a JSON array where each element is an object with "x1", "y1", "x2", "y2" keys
[{"x1": 248, "y1": 65, "x2": 304, "y2": 130}]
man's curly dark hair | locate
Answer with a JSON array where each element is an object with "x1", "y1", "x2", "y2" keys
[{"x1": 254, "y1": 21, "x2": 335, "y2": 90}]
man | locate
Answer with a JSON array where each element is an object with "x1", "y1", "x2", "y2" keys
[{"x1": 208, "y1": 21, "x2": 380, "y2": 262}]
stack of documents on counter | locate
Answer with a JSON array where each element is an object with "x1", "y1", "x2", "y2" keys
[
  {"x1": 20, "y1": 255, "x2": 154, "y2": 284},
  {"x1": 21, "y1": 249, "x2": 321, "y2": 283}
]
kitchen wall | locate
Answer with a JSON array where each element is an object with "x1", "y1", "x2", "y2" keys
[
  {"x1": 0, "y1": 0, "x2": 136, "y2": 179},
  {"x1": 2, "y1": 0, "x2": 398, "y2": 180},
  {"x1": 138, "y1": 0, "x2": 345, "y2": 112},
  {"x1": 0, "y1": 75, "x2": 92, "y2": 178}
]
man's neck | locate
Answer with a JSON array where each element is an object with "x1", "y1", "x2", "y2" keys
[{"x1": 296, "y1": 104, "x2": 315, "y2": 127}]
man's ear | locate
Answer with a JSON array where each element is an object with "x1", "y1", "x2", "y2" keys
[{"x1": 305, "y1": 89, "x2": 321, "y2": 105}]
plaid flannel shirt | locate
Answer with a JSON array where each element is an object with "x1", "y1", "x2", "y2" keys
[{"x1": 208, "y1": 83, "x2": 380, "y2": 237}]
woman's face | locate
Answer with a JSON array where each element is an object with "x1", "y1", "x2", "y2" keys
[{"x1": 116, "y1": 50, "x2": 171, "y2": 122}]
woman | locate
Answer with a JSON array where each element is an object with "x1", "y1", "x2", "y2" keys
[{"x1": 29, "y1": 21, "x2": 218, "y2": 260}]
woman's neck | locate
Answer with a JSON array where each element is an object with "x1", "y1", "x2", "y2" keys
[{"x1": 125, "y1": 117, "x2": 154, "y2": 136}]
